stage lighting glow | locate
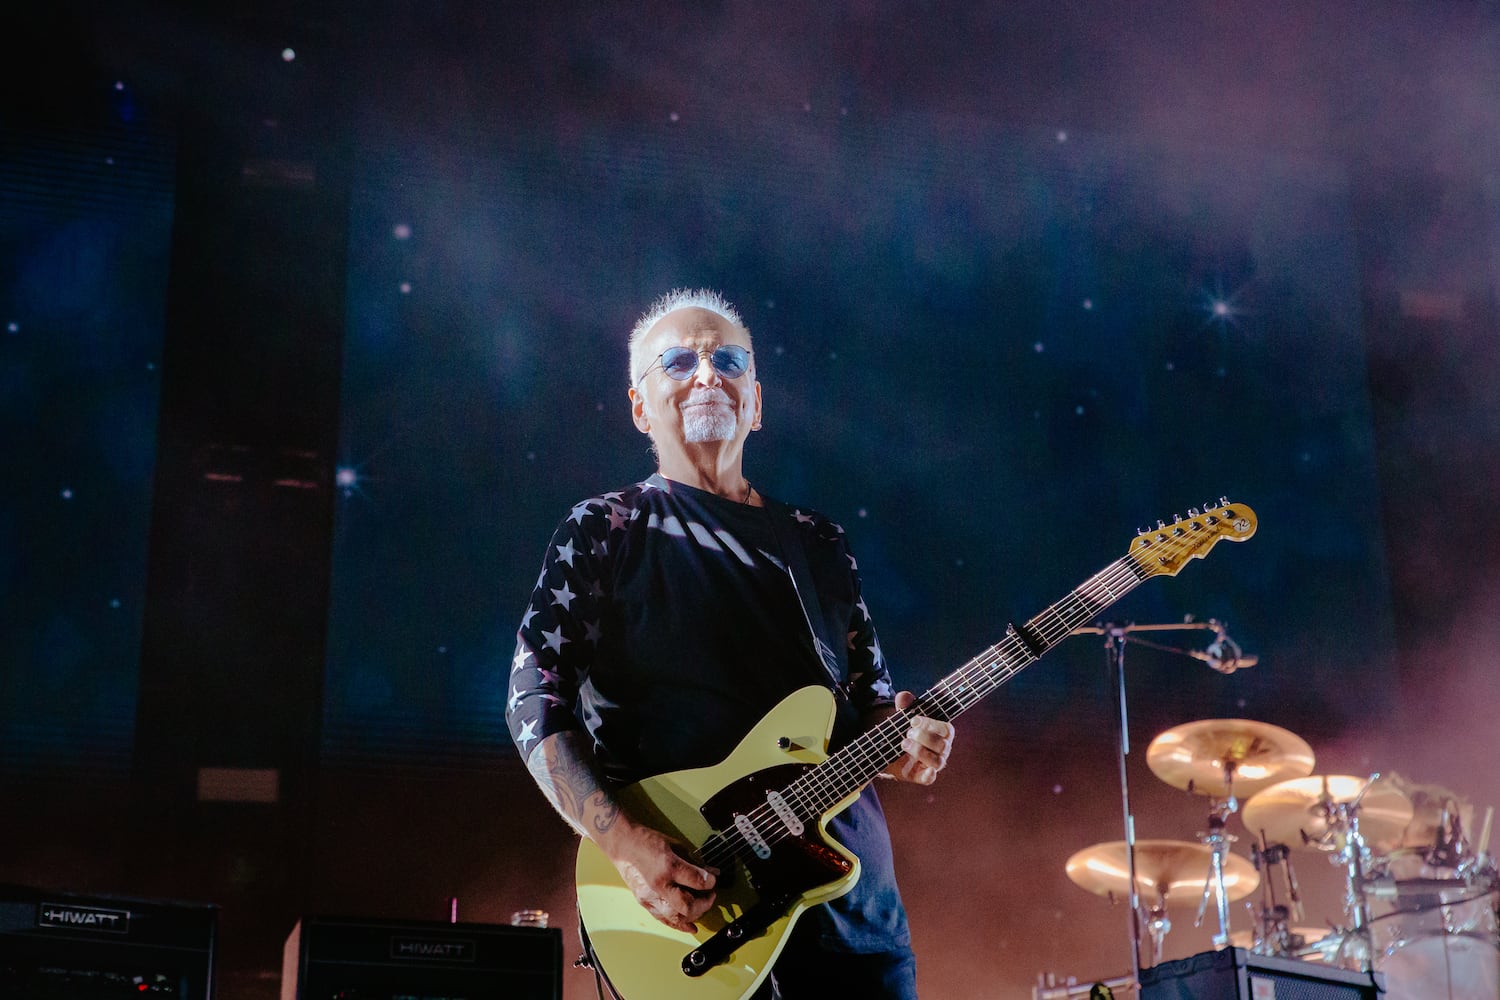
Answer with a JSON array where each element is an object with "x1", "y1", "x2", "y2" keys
[
  {"x1": 281, "y1": 48, "x2": 296, "y2": 62},
  {"x1": 392, "y1": 223, "x2": 411, "y2": 240},
  {"x1": 335, "y1": 466, "x2": 357, "y2": 489}
]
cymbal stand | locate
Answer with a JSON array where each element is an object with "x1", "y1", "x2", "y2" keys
[
  {"x1": 1143, "y1": 890, "x2": 1172, "y2": 966},
  {"x1": 1193, "y1": 796, "x2": 1238, "y2": 948},
  {"x1": 1316, "y1": 773, "x2": 1382, "y2": 971}
]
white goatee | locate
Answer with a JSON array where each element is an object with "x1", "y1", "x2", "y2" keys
[{"x1": 681, "y1": 388, "x2": 737, "y2": 443}]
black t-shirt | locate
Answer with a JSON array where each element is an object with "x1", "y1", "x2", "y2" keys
[{"x1": 508, "y1": 474, "x2": 910, "y2": 951}]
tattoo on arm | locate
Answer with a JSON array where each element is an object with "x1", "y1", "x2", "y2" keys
[{"x1": 526, "y1": 731, "x2": 621, "y2": 841}]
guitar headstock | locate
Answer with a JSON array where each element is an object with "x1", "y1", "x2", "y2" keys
[{"x1": 1128, "y1": 498, "x2": 1256, "y2": 578}]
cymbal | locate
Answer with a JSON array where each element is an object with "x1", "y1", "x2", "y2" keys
[
  {"x1": 1066, "y1": 839, "x2": 1260, "y2": 905},
  {"x1": 1146, "y1": 719, "x2": 1316, "y2": 799},
  {"x1": 1241, "y1": 775, "x2": 1414, "y2": 851},
  {"x1": 1385, "y1": 772, "x2": 1474, "y2": 849}
]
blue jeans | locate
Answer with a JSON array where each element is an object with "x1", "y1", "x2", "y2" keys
[{"x1": 752, "y1": 935, "x2": 919, "y2": 1000}]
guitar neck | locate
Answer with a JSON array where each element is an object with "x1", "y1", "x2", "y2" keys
[{"x1": 790, "y1": 554, "x2": 1150, "y2": 812}]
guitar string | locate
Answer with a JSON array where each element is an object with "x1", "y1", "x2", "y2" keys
[
  {"x1": 783, "y1": 553, "x2": 1148, "y2": 815},
  {"x1": 695, "y1": 519, "x2": 1228, "y2": 870},
  {"x1": 695, "y1": 544, "x2": 1163, "y2": 869},
  {"x1": 696, "y1": 549, "x2": 1158, "y2": 869},
  {"x1": 805, "y1": 514, "x2": 1235, "y2": 803},
  {"x1": 694, "y1": 562, "x2": 1140, "y2": 869}
]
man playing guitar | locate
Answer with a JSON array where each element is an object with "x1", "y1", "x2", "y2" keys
[{"x1": 506, "y1": 288, "x2": 955, "y2": 998}]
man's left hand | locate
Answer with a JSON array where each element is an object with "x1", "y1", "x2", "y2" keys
[{"x1": 885, "y1": 690, "x2": 955, "y2": 785}]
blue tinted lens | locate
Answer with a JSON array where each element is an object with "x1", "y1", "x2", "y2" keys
[
  {"x1": 659, "y1": 347, "x2": 701, "y2": 379},
  {"x1": 656, "y1": 345, "x2": 751, "y2": 380},
  {"x1": 711, "y1": 346, "x2": 749, "y2": 377}
]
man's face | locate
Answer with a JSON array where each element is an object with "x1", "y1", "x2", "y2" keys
[{"x1": 629, "y1": 307, "x2": 761, "y2": 453}]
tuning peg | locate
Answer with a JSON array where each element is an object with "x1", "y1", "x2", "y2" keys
[
  {"x1": 1157, "y1": 519, "x2": 1166, "y2": 530},
  {"x1": 1218, "y1": 495, "x2": 1230, "y2": 506},
  {"x1": 1138, "y1": 525, "x2": 1150, "y2": 535},
  {"x1": 1172, "y1": 513, "x2": 1182, "y2": 523},
  {"x1": 1188, "y1": 507, "x2": 1201, "y2": 517}
]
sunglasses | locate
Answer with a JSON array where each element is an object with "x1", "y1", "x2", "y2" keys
[{"x1": 638, "y1": 344, "x2": 752, "y2": 383}]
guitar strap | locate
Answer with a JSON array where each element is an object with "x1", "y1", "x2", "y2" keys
[
  {"x1": 764, "y1": 498, "x2": 850, "y2": 703},
  {"x1": 645, "y1": 473, "x2": 848, "y2": 702}
]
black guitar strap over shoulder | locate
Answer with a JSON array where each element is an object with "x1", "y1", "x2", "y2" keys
[{"x1": 763, "y1": 498, "x2": 849, "y2": 702}]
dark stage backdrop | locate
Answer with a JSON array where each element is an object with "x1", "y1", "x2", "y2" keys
[
  {"x1": 326, "y1": 114, "x2": 1396, "y2": 765},
  {"x1": 0, "y1": 121, "x2": 176, "y2": 783},
  {"x1": 7, "y1": 4, "x2": 1500, "y2": 998}
]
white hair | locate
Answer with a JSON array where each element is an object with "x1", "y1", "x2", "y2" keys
[{"x1": 627, "y1": 287, "x2": 750, "y2": 386}]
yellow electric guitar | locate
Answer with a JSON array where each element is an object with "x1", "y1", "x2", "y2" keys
[{"x1": 576, "y1": 500, "x2": 1258, "y2": 1000}]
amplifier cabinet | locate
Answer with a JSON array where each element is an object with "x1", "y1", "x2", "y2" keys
[
  {"x1": 0, "y1": 882, "x2": 218, "y2": 998},
  {"x1": 282, "y1": 915, "x2": 563, "y2": 1000},
  {"x1": 1140, "y1": 948, "x2": 1384, "y2": 1000}
]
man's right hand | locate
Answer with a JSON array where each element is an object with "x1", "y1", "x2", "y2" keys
[
  {"x1": 521, "y1": 732, "x2": 718, "y2": 931},
  {"x1": 605, "y1": 821, "x2": 719, "y2": 933}
]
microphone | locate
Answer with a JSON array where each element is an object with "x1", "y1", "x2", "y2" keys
[{"x1": 1191, "y1": 626, "x2": 1258, "y2": 674}]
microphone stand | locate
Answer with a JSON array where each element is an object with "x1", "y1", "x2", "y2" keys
[{"x1": 1068, "y1": 619, "x2": 1241, "y2": 988}]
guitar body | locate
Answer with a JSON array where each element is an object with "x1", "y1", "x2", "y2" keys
[{"x1": 576, "y1": 685, "x2": 863, "y2": 1000}]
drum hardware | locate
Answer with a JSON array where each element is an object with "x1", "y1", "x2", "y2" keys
[
  {"x1": 1239, "y1": 773, "x2": 1414, "y2": 856},
  {"x1": 1242, "y1": 773, "x2": 1412, "y2": 973},
  {"x1": 1144, "y1": 717, "x2": 1315, "y2": 950},
  {"x1": 1241, "y1": 834, "x2": 1311, "y2": 958},
  {"x1": 1388, "y1": 773, "x2": 1477, "y2": 856},
  {"x1": 1363, "y1": 850, "x2": 1499, "y2": 999},
  {"x1": 1192, "y1": 798, "x2": 1241, "y2": 948},
  {"x1": 1068, "y1": 618, "x2": 1262, "y2": 987},
  {"x1": 1065, "y1": 839, "x2": 1260, "y2": 966}
]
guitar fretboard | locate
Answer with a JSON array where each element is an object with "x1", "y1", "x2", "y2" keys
[{"x1": 786, "y1": 553, "x2": 1150, "y2": 814}]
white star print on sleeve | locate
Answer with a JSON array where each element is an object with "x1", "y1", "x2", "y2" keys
[
  {"x1": 816, "y1": 511, "x2": 895, "y2": 715},
  {"x1": 506, "y1": 484, "x2": 641, "y2": 758}
]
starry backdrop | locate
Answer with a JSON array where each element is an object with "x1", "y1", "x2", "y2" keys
[{"x1": 3, "y1": 2, "x2": 1500, "y2": 998}]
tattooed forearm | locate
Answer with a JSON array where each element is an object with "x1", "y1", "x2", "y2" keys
[
  {"x1": 590, "y1": 796, "x2": 620, "y2": 836},
  {"x1": 526, "y1": 731, "x2": 621, "y2": 841}
]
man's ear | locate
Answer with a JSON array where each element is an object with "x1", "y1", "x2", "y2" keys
[
  {"x1": 629, "y1": 385, "x2": 651, "y2": 434},
  {"x1": 751, "y1": 380, "x2": 763, "y2": 431}
]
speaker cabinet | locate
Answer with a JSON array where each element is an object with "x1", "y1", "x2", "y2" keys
[
  {"x1": 0, "y1": 882, "x2": 217, "y2": 998},
  {"x1": 1140, "y1": 947, "x2": 1384, "y2": 1000},
  {"x1": 281, "y1": 915, "x2": 563, "y2": 999}
]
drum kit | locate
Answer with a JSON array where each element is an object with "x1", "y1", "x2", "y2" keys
[{"x1": 1062, "y1": 718, "x2": 1499, "y2": 999}]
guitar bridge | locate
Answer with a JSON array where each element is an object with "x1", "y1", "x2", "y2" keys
[{"x1": 681, "y1": 895, "x2": 790, "y2": 977}]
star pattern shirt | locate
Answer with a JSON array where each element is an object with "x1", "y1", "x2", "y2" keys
[
  {"x1": 506, "y1": 476, "x2": 895, "y2": 777},
  {"x1": 505, "y1": 474, "x2": 909, "y2": 951}
]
